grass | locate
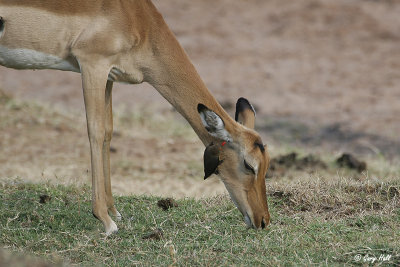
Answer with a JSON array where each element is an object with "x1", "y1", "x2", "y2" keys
[
  {"x1": 1, "y1": 90, "x2": 400, "y2": 265},
  {"x1": 0, "y1": 88, "x2": 223, "y2": 199},
  {"x1": 1, "y1": 177, "x2": 399, "y2": 266}
]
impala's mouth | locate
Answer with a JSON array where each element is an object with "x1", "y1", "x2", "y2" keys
[
  {"x1": 244, "y1": 212, "x2": 253, "y2": 228},
  {"x1": 222, "y1": 182, "x2": 265, "y2": 229},
  {"x1": 244, "y1": 212, "x2": 267, "y2": 229}
]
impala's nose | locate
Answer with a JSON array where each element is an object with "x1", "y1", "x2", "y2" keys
[
  {"x1": 246, "y1": 213, "x2": 269, "y2": 230},
  {"x1": 258, "y1": 216, "x2": 269, "y2": 230},
  {"x1": 261, "y1": 218, "x2": 266, "y2": 229},
  {"x1": 262, "y1": 213, "x2": 270, "y2": 229},
  {"x1": 244, "y1": 212, "x2": 269, "y2": 229}
]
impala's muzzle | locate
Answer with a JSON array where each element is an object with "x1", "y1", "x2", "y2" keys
[
  {"x1": 227, "y1": 190, "x2": 268, "y2": 230},
  {"x1": 244, "y1": 212, "x2": 252, "y2": 228},
  {"x1": 244, "y1": 212, "x2": 269, "y2": 229}
]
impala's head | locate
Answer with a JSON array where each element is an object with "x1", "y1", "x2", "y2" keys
[{"x1": 198, "y1": 98, "x2": 270, "y2": 229}]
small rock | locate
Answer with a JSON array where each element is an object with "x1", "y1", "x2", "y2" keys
[
  {"x1": 336, "y1": 153, "x2": 367, "y2": 173},
  {"x1": 266, "y1": 152, "x2": 327, "y2": 178},
  {"x1": 388, "y1": 186, "x2": 399, "y2": 199},
  {"x1": 297, "y1": 154, "x2": 327, "y2": 170},
  {"x1": 142, "y1": 228, "x2": 163, "y2": 240},
  {"x1": 157, "y1": 198, "x2": 178, "y2": 211},
  {"x1": 272, "y1": 191, "x2": 284, "y2": 198},
  {"x1": 39, "y1": 194, "x2": 51, "y2": 204}
]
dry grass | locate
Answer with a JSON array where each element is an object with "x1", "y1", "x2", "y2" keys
[
  {"x1": 267, "y1": 175, "x2": 400, "y2": 220},
  {"x1": 0, "y1": 89, "x2": 226, "y2": 198},
  {"x1": 1, "y1": 179, "x2": 399, "y2": 266},
  {"x1": 1, "y1": 90, "x2": 399, "y2": 265}
]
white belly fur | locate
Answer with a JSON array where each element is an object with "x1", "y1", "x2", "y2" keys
[{"x1": 0, "y1": 45, "x2": 80, "y2": 72}]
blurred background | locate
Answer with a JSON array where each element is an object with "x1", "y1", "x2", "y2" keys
[{"x1": 1, "y1": 0, "x2": 399, "y2": 198}]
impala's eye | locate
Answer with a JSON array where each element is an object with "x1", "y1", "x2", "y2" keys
[{"x1": 244, "y1": 160, "x2": 255, "y2": 174}]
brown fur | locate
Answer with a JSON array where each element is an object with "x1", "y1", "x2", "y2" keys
[
  {"x1": 0, "y1": 0, "x2": 119, "y2": 15},
  {"x1": 0, "y1": 0, "x2": 270, "y2": 233}
]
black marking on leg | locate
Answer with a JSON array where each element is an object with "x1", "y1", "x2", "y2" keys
[
  {"x1": 0, "y1": 17, "x2": 4, "y2": 37},
  {"x1": 92, "y1": 211, "x2": 99, "y2": 220}
]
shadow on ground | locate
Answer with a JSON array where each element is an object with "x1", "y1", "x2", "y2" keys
[{"x1": 258, "y1": 116, "x2": 400, "y2": 160}]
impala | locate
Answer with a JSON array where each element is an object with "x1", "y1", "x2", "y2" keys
[{"x1": 0, "y1": 0, "x2": 270, "y2": 235}]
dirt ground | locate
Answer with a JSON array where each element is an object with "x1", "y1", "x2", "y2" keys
[{"x1": 1, "y1": 0, "x2": 399, "y2": 197}]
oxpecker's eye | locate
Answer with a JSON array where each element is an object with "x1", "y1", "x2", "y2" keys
[{"x1": 244, "y1": 160, "x2": 255, "y2": 174}]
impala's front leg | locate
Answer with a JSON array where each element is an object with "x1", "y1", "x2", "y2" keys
[
  {"x1": 81, "y1": 64, "x2": 118, "y2": 235},
  {"x1": 103, "y1": 80, "x2": 121, "y2": 220}
]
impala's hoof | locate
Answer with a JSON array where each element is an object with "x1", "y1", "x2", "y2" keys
[{"x1": 105, "y1": 220, "x2": 118, "y2": 236}]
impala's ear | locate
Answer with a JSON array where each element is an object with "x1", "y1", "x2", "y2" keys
[
  {"x1": 203, "y1": 143, "x2": 221, "y2": 179},
  {"x1": 198, "y1": 104, "x2": 232, "y2": 142},
  {"x1": 235, "y1": 97, "x2": 256, "y2": 129}
]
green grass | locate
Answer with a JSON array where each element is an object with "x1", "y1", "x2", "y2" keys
[
  {"x1": 1, "y1": 180, "x2": 399, "y2": 266},
  {"x1": 1, "y1": 89, "x2": 399, "y2": 266}
]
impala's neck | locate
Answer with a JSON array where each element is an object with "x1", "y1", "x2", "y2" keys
[{"x1": 141, "y1": 10, "x2": 235, "y2": 146}]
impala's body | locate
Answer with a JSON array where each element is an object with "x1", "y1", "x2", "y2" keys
[
  {"x1": 0, "y1": 0, "x2": 153, "y2": 83},
  {"x1": 0, "y1": 0, "x2": 270, "y2": 235}
]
